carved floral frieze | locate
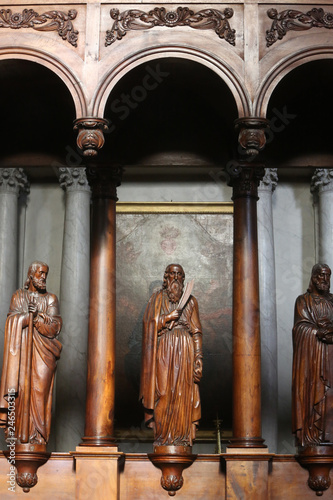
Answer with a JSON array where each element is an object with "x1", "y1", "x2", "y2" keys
[
  {"x1": 0, "y1": 8, "x2": 78, "y2": 46},
  {"x1": 105, "y1": 7, "x2": 235, "y2": 46},
  {"x1": 266, "y1": 8, "x2": 333, "y2": 47}
]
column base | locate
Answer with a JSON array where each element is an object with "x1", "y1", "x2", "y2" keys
[
  {"x1": 71, "y1": 446, "x2": 123, "y2": 500},
  {"x1": 227, "y1": 437, "x2": 266, "y2": 448},
  {"x1": 224, "y1": 447, "x2": 273, "y2": 500},
  {"x1": 79, "y1": 435, "x2": 117, "y2": 447}
]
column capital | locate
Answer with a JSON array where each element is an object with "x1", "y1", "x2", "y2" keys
[
  {"x1": 73, "y1": 117, "x2": 110, "y2": 157},
  {"x1": 57, "y1": 167, "x2": 91, "y2": 193},
  {"x1": 0, "y1": 168, "x2": 29, "y2": 195},
  {"x1": 235, "y1": 117, "x2": 270, "y2": 158},
  {"x1": 259, "y1": 168, "x2": 278, "y2": 193},
  {"x1": 86, "y1": 166, "x2": 122, "y2": 200},
  {"x1": 225, "y1": 161, "x2": 265, "y2": 200},
  {"x1": 311, "y1": 168, "x2": 333, "y2": 194}
]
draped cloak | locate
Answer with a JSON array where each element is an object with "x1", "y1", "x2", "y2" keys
[
  {"x1": 140, "y1": 289, "x2": 202, "y2": 447},
  {"x1": 292, "y1": 291, "x2": 333, "y2": 446},
  {"x1": 0, "y1": 288, "x2": 62, "y2": 444}
]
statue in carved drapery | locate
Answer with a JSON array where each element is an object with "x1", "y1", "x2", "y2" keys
[
  {"x1": 292, "y1": 264, "x2": 333, "y2": 496},
  {"x1": 0, "y1": 261, "x2": 62, "y2": 491},
  {"x1": 292, "y1": 263, "x2": 333, "y2": 446},
  {"x1": 140, "y1": 263, "x2": 203, "y2": 449}
]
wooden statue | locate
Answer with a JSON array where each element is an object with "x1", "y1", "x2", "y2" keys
[
  {"x1": 140, "y1": 263, "x2": 203, "y2": 495},
  {"x1": 0, "y1": 261, "x2": 62, "y2": 491},
  {"x1": 292, "y1": 263, "x2": 333, "y2": 495}
]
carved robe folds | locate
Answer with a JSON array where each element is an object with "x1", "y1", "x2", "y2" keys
[
  {"x1": 292, "y1": 292, "x2": 333, "y2": 446},
  {"x1": 140, "y1": 289, "x2": 202, "y2": 448},
  {"x1": 0, "y1": 288, "x2": 62, "y2": 444}
]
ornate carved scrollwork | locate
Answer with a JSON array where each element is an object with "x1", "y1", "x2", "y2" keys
[
  {"x1": 74, "y1": 118, "x2": 110, "y2": 157},
  {"x1": 266, "y1": 8, "x2": 333, "y2": 47},
  {"x1": 0, "y1": 8, "x2": 78, "y2": 46},
  {"x1": 105, "y1": 7, "x2": 235, "y2": 46}
]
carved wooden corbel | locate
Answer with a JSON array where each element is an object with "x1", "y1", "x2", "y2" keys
[
  {"x1": 0, "y1": 8, "x2": 78, "y2": 46},
  {"x1": 73, "y1": 118, "x2": 110, "y2": 157},
  {"x1": 235, "y1": 118, "x2": 269, "y2": 159},
  {"x1": 266, "y1": 8, "x2": 333, "y2": 47},
  {"x1": 105, "y1": 7, "x2": 235, "y2": 46},
  {"x1": 149, "y1": 448, "x2": 196, "y2": 496}
]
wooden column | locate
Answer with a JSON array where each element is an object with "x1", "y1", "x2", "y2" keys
[
  {"x1": 80, "y1": 166, "x2": 121, "y2": 446},
  {"x1": 227, "y1": 163, "x2": 266, "y2": 448}
]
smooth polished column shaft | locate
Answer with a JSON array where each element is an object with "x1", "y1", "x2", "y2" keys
[
  {"x1": 0, "y1": 168, "x2": 29, "y2": 449},
  {"x1": 258, "y1": 168, "x2": 278, "y2": 452},
  {"x1": 312, "y1": 169, "x2": 333, "y2": 269},
  {"x1": 229, "y1": 165, "x2": 265, "y2": 447},
  {"x1": 81, "y1": 168, "x2": 120, "y2": 446},
  {"x1": 56, "y1": 168, "x2": 91, "y2": 451}
]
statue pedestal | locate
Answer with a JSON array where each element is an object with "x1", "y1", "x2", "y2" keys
[
  {"x1": 297, "y1": 445, "x2": 333, "y2": 496},
  {"x1": 149, "y1": 445, "x2": 196, "y2": 496},
  {"x1": 4, "y1": 442, "x2": 50, "y2": 493}
]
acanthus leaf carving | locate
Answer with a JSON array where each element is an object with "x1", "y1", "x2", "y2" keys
[
  {"x1": 0, "y1": 8, "x2": 78, "y2": 46},
  {"x1": 105, "y1": 7, "x2": 235, "y2": 47},
  {"x1": 266, "y1": 8, "x2": 333, "y2": 47}
]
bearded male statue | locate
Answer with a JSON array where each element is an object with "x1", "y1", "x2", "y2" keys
[
  {"x1": 292, "y1": 263, "x2": 333, "y2": 447},
  {"x1": 0, "y1": 261, "x2": 62, "y2": 446},
  {"x1": 140, "y1": 263, "x2": 203, "y2": 450}
]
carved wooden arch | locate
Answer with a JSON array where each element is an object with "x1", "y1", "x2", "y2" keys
[
  {"x1": 92, "y1": 45, "x2": 250, "y2": 118},
  {"x1": 0, "y1": 47, "x2": 87, "y2": 117},
  {"x1": 255, "y1": 46, "x2": 333, "y2": 117}
]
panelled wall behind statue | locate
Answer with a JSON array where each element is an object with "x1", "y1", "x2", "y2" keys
[{"x1": 0, "y1": 179, "x2": 315, "y2": 452}]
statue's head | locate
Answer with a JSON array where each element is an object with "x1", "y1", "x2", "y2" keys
[
  {"x1": 24, "y1": 261, "x2": 49, "y2": 292},
  {"x1": 163, "y1": 263, "x2": 185, "y2": 303},
  {"x1": 308, "y1": 263, "x2": 331, "y2": 295}
]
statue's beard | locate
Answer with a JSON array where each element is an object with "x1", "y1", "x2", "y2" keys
[
  {"x1": 166, "y1": 280, "x2": 183, "y2": 303},
  {"x1": 314, "y1": 278, "x2": 330, "y2": 295},
  {"x1": 32, "y1": 277, "x2": 46, "y2": 293}
]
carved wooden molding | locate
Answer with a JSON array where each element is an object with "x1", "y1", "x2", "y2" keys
[
  {"x1": 266, "y1": 8, "x2": 333, "y2": 47},
  {"x1": 0, "y1": 8, "x2": 78, "y2": 46},
  {"x1": 105, "y1": 7, "x2": 235, "y2": 47}
]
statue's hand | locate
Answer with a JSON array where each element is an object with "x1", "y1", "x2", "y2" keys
[
  {"x1": 166, "y1": 309, "x2": 181, "y2": 323},
  {"x1": 28, "y1": 301, "x2": 38, "y2": 318},
  {"x1": 193, "y1": 357, "x2": 203, "y2": 383}
]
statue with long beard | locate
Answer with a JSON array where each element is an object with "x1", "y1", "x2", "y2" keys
[{"x1": 140, "y1": 263, "x2": 203, "y2": 450}]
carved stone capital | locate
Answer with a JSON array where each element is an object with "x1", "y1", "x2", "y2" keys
[
  {"x1": 86, "y1": 166, "x2": 122, "y2": 200},
  {"x1": 259, "y1": 168, "x2": 278, "y2": 193},
  {"x1": 57, "y1": 167, "x2": 91, "y2": 193},
  {"x1": 235, "y1": 118, "x2": 269, "y2": 158},
  {"x1": 224, "y1": 161, "x2": 265, "y2": 200},
  {"x1": 0, "y1": 168, "x2": 30, "y2": 195},
  {"x1": 311, "y1": 169, "x2": 333, "y2": 194},
  {"x1": 73, "y1": 118, "x2": 110, "y2": 157}
]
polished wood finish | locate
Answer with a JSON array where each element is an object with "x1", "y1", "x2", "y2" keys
[
  {"x1": 228, "y1": 165, "x2": 265, "y2": 448},
  {"x1": 81, "y1": 167, "x2": 121, "y2": 446},
  {"x1": 292, "y1": 264, "x2": 333, "y2": 495},
  {"x1": 0, "y1": 262, "x2": 62, "y2": 491},
  {"x1": 140, "y1": 264, "x2": 203, "y2": 493}
]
